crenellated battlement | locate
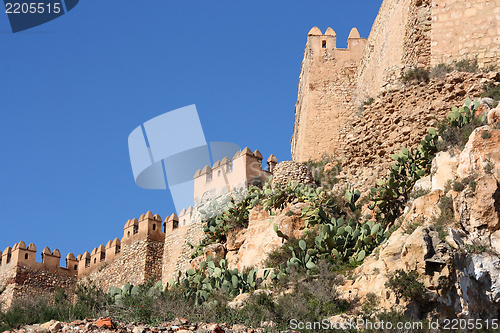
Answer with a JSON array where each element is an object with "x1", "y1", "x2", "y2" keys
[
  {"x1": 76, "y1": 211, "x2": 165, "y2": 277},
  {"x1": 0, "y1": 241, "x2": 77, "y2": 276},
  {"x1": 1, "y1": 148, "x2": 275, "y2": 307},
  {"x1": 305, "y1": 26, "x2": 367, "y2": 65},
  {"x1": 193, "y1": 147, "x2": 276, "y2": 209}
]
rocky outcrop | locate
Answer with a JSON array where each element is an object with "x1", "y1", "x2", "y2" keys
[
  {"x1": 226, "y1": 204, "x2": 307, "y2": 271},
  {"x1": 341, "y1": 125, "x2": 500, "y2": 319}
]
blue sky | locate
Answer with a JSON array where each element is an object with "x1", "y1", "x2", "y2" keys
[{"x1": 0, "y1": 0, "x2": 382, "y2": 265}]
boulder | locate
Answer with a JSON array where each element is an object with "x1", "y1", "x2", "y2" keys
[
  {"x1": 431, "y1": 151, "x2": 458, "y2": 192},
  {"x1": 487, "y1": 107, "x2": 500, "y2": 124},
  {"x1": 231, "y1": 204, "x2": 306, "y2": 271},
  {"x1": 456, "y1": 174, "x2": 500, "y2": 233},
  {"x1": 457, "y1": 126, "x2": 500, "y2": 179}
]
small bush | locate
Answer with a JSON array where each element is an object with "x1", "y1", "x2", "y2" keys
[
  {"x1": 429, "y1": 63, "x2": 453, "y2": 80},
  {"x1": 454, "y1": 58, "x2": 479, "y2": 73},
  {"x1": 386, "y1": 270, "x2": 425, "y2": 301},
  {"x1": 363, "y1": 97, "x2": 375, "y2": 106},
  {"x1": 452, "y1": 180, "x2": 465, "y2": 192},
  {"x1": 484, "y1": 158, "x2": 495, "y2": 175},
  {"x1": 481, "y1": 130, "x2": 492, "y2": 139},
  {"x1": 437, "y1": 116, "x2": 486, "y2": 151},
  {"x1": 303, "y1": 154, "x2": 342, "y2": 190},
  {"x1": 465, "y1": 244, "x2": 487, "y2": 254},
  {"x1": 481, "y1": 82, "x2": 500, "y2": 108},
  {"x1": 402, "y1": 68, "x2": 430, "y2": 84},
  {"x1": 429, "y1": 196, "x2": 455, "y2": 241},
  {"x1": 410, "y1": 188, "x2": 430, "y2": 200},
  {"x1": 264, "y1": 231, "x2": 317, "y2": 269},
  {"x1": 361, "y1": 292, "x2": 379, "y2": 314}
]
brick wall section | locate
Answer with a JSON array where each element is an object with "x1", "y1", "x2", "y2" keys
[
  {"x1": 0, "y1": 266, "x2": 75, "y2": 310},
  {"x1": 402, "y1": 0, "x2": 432, "y2": 69},
  {"x1": 339, "y1": 71, "x2": 499, "y2": 191},
  {"x1": 161, "y1": 222, "x2": 204, "y2": 285},
  {"x1": 88, "y1": 239, "x2": 164, "y2": 290},
  {"x1": 13, "y1": 266, "x2": 76, "y2": 300},
  {"x1": 357, "y1": 0, "x2": 413, "y2": 100},
  {"x1": 430, "y1": 0, "x2": 500, "y2": 68}
]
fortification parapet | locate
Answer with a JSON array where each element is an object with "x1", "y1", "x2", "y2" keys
[
  {"x1": 291, "y1": 27, "x2": 367, "y2": 162},
  {"x1": 164, "y1": 213, "x2": 179, "y2": 234},
  {"x1": 178, "y1": 206, "x2": 194, "y2": 228},
  {"x1": 105, "y1": 238, "x2": 121, "y2": 263},
  {"x1": 76, "y1": 211, "x2": 165, "y2": 277},
  {"x1": 193, "y1": 147, "x2": 274, "y2": 208},
  {"x1": 122, "y1": 211, "x2": 165, "y2": 246},
  {"x1": 0, "y1": 242, "x2": 76, "y2": 276}
]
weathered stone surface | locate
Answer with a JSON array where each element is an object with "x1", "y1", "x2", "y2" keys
[
  {"x1": 431, "y1": 151, "x2": 458, "y2": 192},
  {"x1": 231, "y1": 204, "x2": 306, "y2": 271},
  {"x1": 488, "y1": 107, "x2": 500, "y2": 124},
  {"x1": 456, "y1": 174, "x2": 500, "y2": 233},
  {"x1": 457, "y1": 126, "x2": 500, "y2": 179},
  {"x1": 270, "y1": 161, "x2": 315, "y2": 187}
]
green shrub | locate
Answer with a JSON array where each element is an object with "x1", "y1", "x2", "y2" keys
[
  {"x1": 484, "y1": 158, "x2": 495, "y2": 175},
  {"x1": 401, "y1": 68, "x2": 430, "y2": 84},
  {"x1": 361, "y1": 292, "x2": 380, "y2": 314},
  {"x1": 452, "y1": 180, "x2": 465, "y2": 192},
  {"x1": 264, "y1": 232, "x2": 317, "y2": 269},
  {"x1": 481, "y1": 82, "x2": 500, "y2": 108},
  {"x1": 465, "y1": 244, "x2": 487, "y2": 254},
  {"x1": 386, "y1": 270, "x2": 424, "y2": 301},
  {"x1": 437, "y1": 99, "x2": 487, "y2": 151},
  {"x1": 410, "y1": 188, "x2": 430, "y2": 200},
  {"x1": 0, "y1": 282, "x2": 109, "y2": 330},
  {"x1": 454, "y1": 58, "x2": 479, "y2": 73},
  {"x1": 302, "y1": 155, "x2": 342, "y2": 190},
  {"x1": 369, "y1": 128, "x2": 438, "y2": 227},
  {"x1": 363, "y1": 97, "x2": 375, "y2": 106},
  {"x1": 451, "y1": 175, "x2": 478, "y2": 193}
]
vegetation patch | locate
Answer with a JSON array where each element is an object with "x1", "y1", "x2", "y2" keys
[
  {"x1": 386, "y1": 270, "x2": 425, "y2": 302},
  {"x1": 437, "y1": 99, "x2": 487, "y2": 152},
  {"x1": 481, "y1": 81, "x2": 500, "y2": 108},
  {"x1": 401, "y1": 67, "x2": 430, "y2": 84}
]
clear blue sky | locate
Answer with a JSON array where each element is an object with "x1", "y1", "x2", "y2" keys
[{"x1": 0, "y1": 0, "x2": 383, "y2": 265}]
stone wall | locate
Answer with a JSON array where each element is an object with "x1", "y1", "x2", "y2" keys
[
  {"x1": 402, "y1": 0, "x2": 432, "y2": 69},
  {"x1": 430, "y1": 0, "x2": 500, "y2": 68},
  {"x1": 339, "y1": 71, "x2": 499, "y2": 191},
  {"x1": 0, "y1": 265, "x2": 76, "y2": 310},
  {"x1": 294, "y1": 0, "x2": 500, "y2": 166},
  {"x1": 88, "y1": 239, "x2": 164, "y2": 290},
  {"x1": 270, "y1": 161, "x2": 314, "y2": 187},
  {"x1": 161, "y1": 222, "x2": 204, "y2": 284},
  {"x1": 291, "y1": 28, "x2": 367, "y2": 162},
  {"x1": 357, "y1": 0, "x2": 413, "y2": 100}
]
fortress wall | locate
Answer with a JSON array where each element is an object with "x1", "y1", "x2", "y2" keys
[
  {"x1": 402, "y1": 0, "x2": 432, "y2": 69},
  {"x1": 162, "y1": 222, "x2": 204, "y2": 285},
  {"x1": 0, "y1": 265, "x2": 76, "y2": 310},
  {"x1": 291, "y1": 29, "x2": 367, "y2": 162},
  {"x1": 88, "y1": 238, "x2": 164, "y2": 290},
  {"x1": 359, "y1": 0, "x2": 499, "y2": 100},
  {"x1": 341, "y1": 71, "x2": 498, "y2": 191},
  {"x1": 357, "y1": 0, "x2": 413, "y2": 100},
  {"x1": 11, "y1": 265, "x2": 76, "y2": 301},
  {"x1": 430, "y1": 0, "x2": 500, "y2": 68}
]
